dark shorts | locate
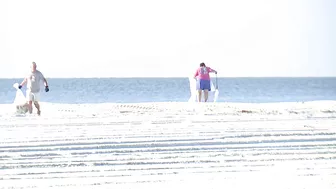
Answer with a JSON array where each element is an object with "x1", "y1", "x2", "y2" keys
[{"x1": 197, "y1": 79, "x2": 211, "y2": 91}]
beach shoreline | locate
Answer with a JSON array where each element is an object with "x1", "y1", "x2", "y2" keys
[{"x1": 0, "y1": 101, "x2": 335, "y2": 188}]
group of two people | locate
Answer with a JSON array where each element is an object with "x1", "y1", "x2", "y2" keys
[
  {"x1": 15, "y1": 61, "x2": 215, "y2": 115},
  {"x1": 15, "y1": 62, "x2": 49, "y2": 116}
]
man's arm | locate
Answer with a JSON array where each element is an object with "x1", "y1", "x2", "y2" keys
[
  {"x1": 40, "y1": 72, "x2": 49, "y2": 92},
  {"x1": 43, "y1": 78, "x2": 49, "y2": 87},
  {"x1": 19, "y1": 77, "x2": 27, "y2": 88},
  {"x1": 39, "y1": 71, "x2": 48, "y2": 87}
]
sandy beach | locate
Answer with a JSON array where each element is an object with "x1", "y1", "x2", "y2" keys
[{"x1": 0, "y1": 101, "x2": 336, "y2": 189}]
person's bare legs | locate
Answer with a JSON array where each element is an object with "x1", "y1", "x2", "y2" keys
[
  {"x1": 26, "y1": 91, "x2": 33, "y2": 114},
  {"x1": 204, "y1": 89, "x2": 209, "y2": 102},
  {"x1": 197, "y1": 90, "x2": 202, "y2": 102},
  {"x1": 28, "y1": 101, "x2": 33, "y2": 114},
  {"x1": 34, "y1": 101, "x2": 41, "y2": 116}
]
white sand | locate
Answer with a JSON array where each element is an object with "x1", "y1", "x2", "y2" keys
[{"x1": 0, "y1": 101, "x2": 336, "y2": 189}]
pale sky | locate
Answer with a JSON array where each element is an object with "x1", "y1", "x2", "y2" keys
[{"x1": 0, "y1": 0, "x2": 335, "y2": 78}]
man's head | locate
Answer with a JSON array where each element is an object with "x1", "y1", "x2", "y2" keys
[
  {"x1": 31, "y1": 62, "x2": 37, "y2": 72},
  {"x1": 200, "y1": 62, "x2": 206, "y2": 67}
]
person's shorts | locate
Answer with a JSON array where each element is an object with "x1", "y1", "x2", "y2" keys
[
  {"x1": 196, "y1": 79, "x2": 211, "y2": 91},
  {"x1": 26, "y1": 90, "x2": 40, "y2": 102}
]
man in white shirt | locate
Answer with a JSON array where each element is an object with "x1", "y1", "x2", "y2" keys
[{"x1": 19, "y1": 62, "x2": 49, "y2": 115}]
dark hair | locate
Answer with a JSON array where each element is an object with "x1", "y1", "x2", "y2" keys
[{"x1": 200, "y1": 62, "x2": 206, "y2": 67}]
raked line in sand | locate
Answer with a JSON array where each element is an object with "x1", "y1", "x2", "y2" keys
[{"x1": 0, "y1": 101, "x2": 335, "y2": 188}]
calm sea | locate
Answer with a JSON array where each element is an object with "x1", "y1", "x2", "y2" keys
[{"x1": 0, "y1": 77, "x2": 335, "y2": 104}]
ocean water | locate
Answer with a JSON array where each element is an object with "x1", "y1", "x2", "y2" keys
[{"x1": 0, "y1": 77, "x2": 335, "y2": 104}]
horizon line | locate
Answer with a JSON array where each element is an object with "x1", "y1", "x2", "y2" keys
[{"x1": 1, "y1": 76, "x2": 336, "y2": 79}]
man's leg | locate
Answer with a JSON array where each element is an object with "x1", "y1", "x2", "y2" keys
[
  {"x1": 28, "y1": 101, "x2": 33, "y2": 114},
  {"x1": 34, "y1": 101, "x2": 41, "y2": 115},
  {"x1": 33, "y1": 92, "x2": 41, "y2": 115},
  {"x1": 26, "y1": 91, "x2": 33, "y2": 113},
  {"x1": 26, "y1": 90, "x2": 34, "y2": 114}
]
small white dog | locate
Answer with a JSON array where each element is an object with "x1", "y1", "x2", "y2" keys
[{"x1": 16, "y1": 103, "x2": 29, "y2": 114}]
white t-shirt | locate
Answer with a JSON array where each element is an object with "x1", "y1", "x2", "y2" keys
[{"x1": 26, "y1": 70, "x2": 45, "y2": 93}]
